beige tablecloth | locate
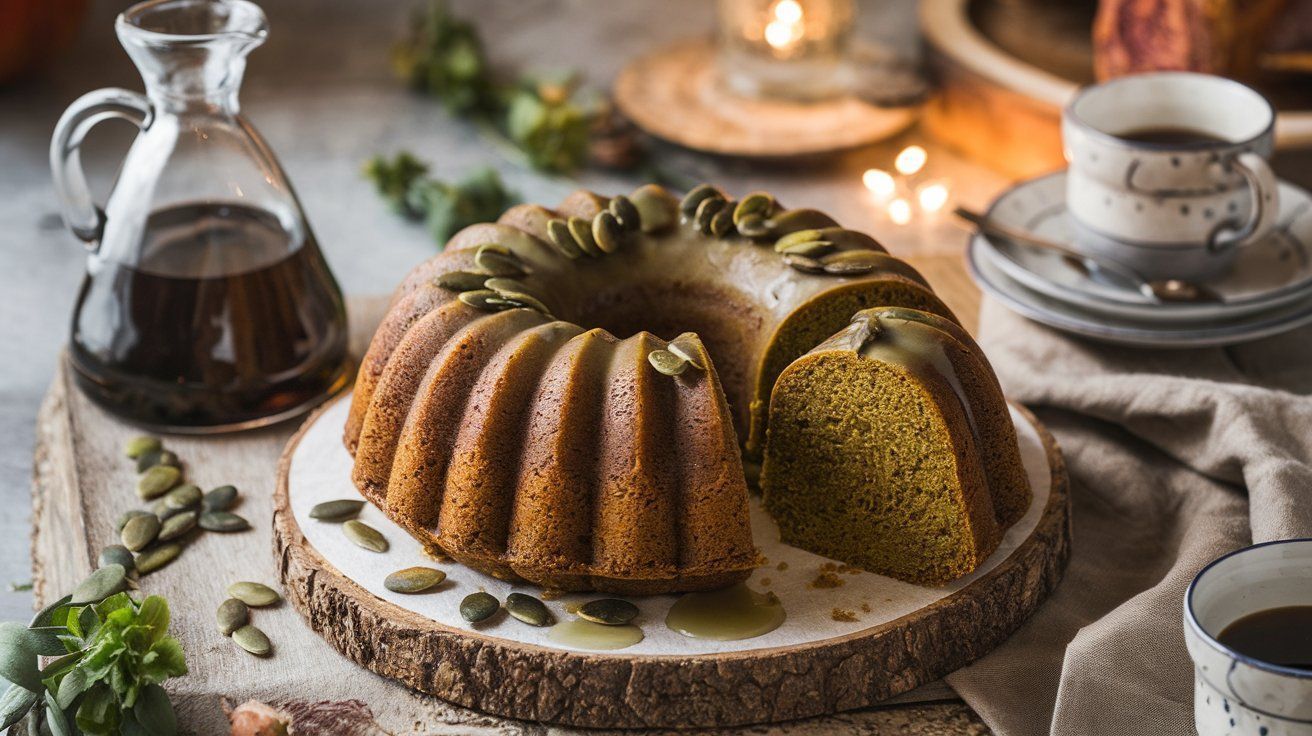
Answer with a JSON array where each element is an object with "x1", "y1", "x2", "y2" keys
[{"x1": 946, "y1": 299, "x2": 1312, "y2": 735}]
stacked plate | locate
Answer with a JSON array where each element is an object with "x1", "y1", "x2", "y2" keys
[{"x1": 967, "y1": 172, "x2": 1312, "y2": 347}]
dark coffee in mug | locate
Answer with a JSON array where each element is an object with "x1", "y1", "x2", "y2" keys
[
  {"x1": 1216, "y1": 605, "x2": 1312, "y2": 670},
  {"x1": 1115, "y1": 126, "x2": 1230, "y2": 146}
]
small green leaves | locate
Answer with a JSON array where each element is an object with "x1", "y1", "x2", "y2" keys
[
  {"x1": 0, "y1": 683, "x2": 38, "y2": 729},
  {"x1": 69, "y1": 565, "x2": 128, "y2": 605},
  {"x1": 364, "y1": 153, "x2": 517, "y2": 243},
  {"x1": 0, "y1": 621, "x2": 64, "y2": 691}
]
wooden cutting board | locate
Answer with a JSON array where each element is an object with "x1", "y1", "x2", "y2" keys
[{"x1": 29, "y1": 257, "x2": 1024, "y2": 734}]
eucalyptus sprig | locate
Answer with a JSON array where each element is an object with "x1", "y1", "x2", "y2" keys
[
  {"x1": 364, "y1": 153, "x2": 519, "y2": 244},
  {"x1": 1, "y1": 569, "x2": 187, "y2": 735},
  {"x1": 506, "y1": 78, "x2": 592, "y2": 174},
  {"x1": 392, "y1": 0, "x2": 497, "y2": 116}
]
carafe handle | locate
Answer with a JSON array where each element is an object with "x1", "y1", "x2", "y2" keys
[{"x1": 49, "y1": 88, "x2": 154, "y2": 245}]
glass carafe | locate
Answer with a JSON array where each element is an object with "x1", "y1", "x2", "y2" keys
[{"x1": 51, "y1": 0, "x2": 351, "y2": 433}]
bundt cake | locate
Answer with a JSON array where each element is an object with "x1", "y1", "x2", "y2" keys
[
  {"x1": 760, "y1": 307, "x2": 1032, "y2": 585},
  {"x1": 345, "y1": 184, "x2": 960, "y2": 594}
]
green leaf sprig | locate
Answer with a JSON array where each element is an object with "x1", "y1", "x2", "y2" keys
[
  {"x1": 1, "y1": 572, "x2": 187, "y2": 735},
  {"x1": 364, "y1": 153, "x2": 519, "y2": 244},
  {"x1": 392, "y1": 0, "x2": 497, "y2": 116}
]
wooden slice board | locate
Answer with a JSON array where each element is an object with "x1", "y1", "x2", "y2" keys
[{"x1": 273, "y1": 395, "x2": 1071, "y2": 729}]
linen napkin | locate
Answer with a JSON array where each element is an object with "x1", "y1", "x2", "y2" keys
[{"x1": 944, "y1": 298, "x2": 1312, "y2": 736}]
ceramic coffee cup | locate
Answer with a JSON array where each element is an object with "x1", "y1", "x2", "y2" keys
[
  {"x1": 1185, "y1": 539, "x2": 1312, "y2": 736},
  {"x1": 1063, "y1": 72, "x2": 1280, "y2": 282}
]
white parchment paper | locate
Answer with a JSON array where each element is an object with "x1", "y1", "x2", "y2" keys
[{"x1": 288, "y1": 396, "x2": 1051, "y2": 656}]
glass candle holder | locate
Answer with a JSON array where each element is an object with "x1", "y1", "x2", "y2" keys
[{"x1": 716, "y1": 0, "x2": 856, "y2": 101}]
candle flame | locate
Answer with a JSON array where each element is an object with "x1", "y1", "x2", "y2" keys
[
  {"x1": 862, "y1": 168, "x2": 896, "y2": 200},
  {"x1": 894, "y1": 145, "x2": 927, "y2": 176},
  {"x1": 917, "y1": 182, "x2": 949, "y2": 213},
  {"x1": 765, "y1": 0, "x2": 805, "y2": 51},
  {"x1": 888, "y1": 198, "x2": 913, "y2": 226}
]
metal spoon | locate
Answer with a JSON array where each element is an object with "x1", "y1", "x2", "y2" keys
[{"x1": 953, "y1": 207, "x2": 1225, "y2": 304}]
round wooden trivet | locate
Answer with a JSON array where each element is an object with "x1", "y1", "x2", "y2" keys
[
  {"x1": 273, "y1": 402, "x2": 1071, "y2": 730},
  {"x1": 613, "y1": 39, "x2": 918, "y2": 159}
]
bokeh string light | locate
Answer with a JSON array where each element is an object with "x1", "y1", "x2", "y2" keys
[{"x1": 863, "y1": 144, "x2": 951, "y2": 224}]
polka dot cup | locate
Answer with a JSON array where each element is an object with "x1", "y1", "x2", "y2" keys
[
  {"x1": 1063, "y1": 72, "x2": 1280, "y2": 283},
  {"x1": 1185, "y1": 539, "x2": 1312, "y2": 736}
]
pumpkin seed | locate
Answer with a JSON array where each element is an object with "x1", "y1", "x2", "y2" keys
[
  {"x1": 693, "y1": 196, "x2": 726, "y2": 234},
  {"x1": 733, "y1": 192, "x2": 775, "y2": 224},
  {"x1": 767, "y1": 208, "x2": 839, "y2": 235},
  {"x1": 121, "y1": 513, "x2": 161, "y2": 552},
  {"x1": 647, "y1": 349, "x2": 688, "y2": 377},
  {"x1": 709, "y1": 201, "x2": 736, "y2": 237},
  {"x1": 343, "y1": 520, "x2": 388, "y2": 552},
  {"x1": 232, "y1": 624, "x2": 272, "y2": 657},
  {"x1": 158, "y1": 510, "x2": 198, "y2": 542},
  {"x1": 735, "y1": 214, "x2": 772, "y2": 238},
  {"x1": 577, "y1": 598, "x2": 640, "y2": 626},
  {"x1": 384, "y1": 567, "x2": 447, "y2": 594},
  {"x1": 70, "y1": 564, "x2": 128, "y2": 605},
  {"x1": 216, "y1": 598, "x2": 249, "y2": 636},
  {"x1": 774, "y1": 229, "x2": 823, "y2": 251},
  {"x1": 679, "y1": 184, "x2": 721, "y2": 216},
  {"x1": 567, "y1": 216, "x2": 602, "y2": 257},
  {"x1": 163, "y1": 483, "x2": 202, "y2": 511},
  {"x1": 227, "y1": 581, "x2": 281, "y2": 607},
  {"x1": 608, "y1": 194, "x2": 640, "y2": 231},
  {"x1": 137, "y1": 465, "x2": 181, "y2": 500},
  {"x1": 630, "y1": 184, "x2": 677, "y2": 232},
  {"x1": 203, "y1": 484, "x2": 239, "y2": 512},
  {"x1": 136, "y1": 448, "x2": 179, "y2": 473},
  {"x1": 116, "y1": 509, "x2": 152, "y2": 533},
  {"x1": 546, "y1": 219, "x2": 584, "y2": 259},
  {"x1": 778, "y1": 240, "x2": 835, "y2": 258},
  {"x1": 483, "y1": 277, "x2": 529, "y2": 296},
  {"x1": 497, "y1": 291, "x2": 553, "y2": 318},
  {"x1": 98, "y1": 544, "x2": 136, "y2": 573},
  {"x1": 783, "y1": 254, "x2": 826, "y2": 274},
  {"x1": 460, "y1": 591, "x2": 500, "y2": 623},
  {"x1": 124, "y1": 435, "x2": 161, "y2": 459},
  {"x1": 135, "y1": 543, "x2": 182, "y2": 575},
  {"x1": 199, "y1": 511, "x2": 250, "y2": 532},
  {"x1": 458, "y1": 289, "x2": 508, "y2": 311},
  {"x1": 309, "y1": 499, "x2": 365, "y2": 522},
  {"x1": 474, "y1": 244, "x2": 528, "y2": 276},
  {"x1": 152, "y1": 498, "x2": 186, "y2": 521},
  {"x1": 816, "y1": 227, "x2": 884, "y2": 252},
  {"x1": 505, "y1": 592, "x2": 551, "y2": 626},
  {"x1": 591, "y1": 210, "x2": 623, "y2": 253},
  {"x1": 822, "y1": 250, "x2": 883, "y2": 275},
  {"x1": 666, "y1": 333, "x2": 707, "y2": 370},
  {"x1": 434, "y1": 270, "x2": 491, "y2": 292}
]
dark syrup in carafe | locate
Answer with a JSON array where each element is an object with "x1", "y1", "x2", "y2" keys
[{"x1": 70, "y1": 202, "x2": 350, "y2": 430}]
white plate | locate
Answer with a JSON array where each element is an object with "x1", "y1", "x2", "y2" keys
[
  {"x1": 968, "y1": 234, "x2": 1312, "y2": 347},
  {"x1": 977, "y1": 172, "x2": 1312, "y2": 323}
]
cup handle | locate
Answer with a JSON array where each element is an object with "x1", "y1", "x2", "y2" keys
[
  {"x1": 1209, "y1": 151, "x2": 1280, "y2": 254},
  {"x1": 49, "y1": 88, "x2": 154, "y2": 245}
]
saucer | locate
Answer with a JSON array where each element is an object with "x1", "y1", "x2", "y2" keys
[
  {"x1": 967, "y1": 235, "x2": 1312, "y2": 347},
  {"x1": 976, "y1": 172, "x2": 1312, "y2": 324}
]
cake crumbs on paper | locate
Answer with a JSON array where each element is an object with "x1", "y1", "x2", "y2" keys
[
  {"x1": 831, "y1": 608, "x2": 859, "y2": 622},
  {"x1": 860, "y1": 602, "x2": 872, "y2": 613},
  {"x1": 776, "y1": 561, "x2": 789, "y2": 571},
  {"x1": 539, "y1": 589, "x2": 563, "y2": 601},
  {"x1": 810, "y1": 571, "x2": 845, "y2": 589}
]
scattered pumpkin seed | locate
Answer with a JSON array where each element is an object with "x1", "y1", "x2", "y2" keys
[
  {"x1": 309, "y1": 499, "x2": 365, "y2": 522},
  {"x1": 629, "y1": 184, "x2": 677, "y2": 232},
  {"x1": 227, "y1": 581, "x2": 281, "y2": 607},
  {"x1": 232, "y1": 624, "x2": 272, "y2": 657},
  {"x1": 783, "y1": 254, "x2": 826, "y2": 274},
  {"x1": 121, "y1": 513, "x2": 162, "y2": 552},
  {"x1": 434, "y1": 270, "x2": 491, "y2": 292},
  {"x1": 135, "y1": 543, "x2": 182, "y2": 575},
  {"x1": 70, "y1": 564, "x2": 128, "y2": 605},
  {"x1": 460, "y1": 591, "x2": 500, "y2": 623},
  {"x1": 778, "y1": 240, "x2": 835, "y2": 258},
  {"x1": 384, "y1": 567, "x2": 447, "y2": 594},
  {"x1": 647, "y1": 349, "x2": 688, "y2": 377},
  {"x1": 203, "y1": 485, "x2": 239, "y2": 512},
  {"x1": 216, "y1": 598, "x2": 249, "y2": 637},
  {"x1": 124, "y1": 435, "x2": 161, "y2": 459},
  {"x1": 505, "y1": 592, "x2": 551, "y2": 626},
  {"x1": 733, "y1": 192, "x2": 774, "y2": 224},
  {"x1": 343, "y1": 520, "x2": 388, "y2": 552},
  {"x1": 199, "y1": 511, "x2": 250, "y2": 532},
  {"x1": 135, "y1": 448, "x2": 179, "y2": 473},
  {"x1": 158, "y1": 510, "x2": 198, "y2": 542},
  {"x1": 666, "y1": 333, "x2": 707, "y2": 370},
  {"x1": 679, "y1": 184, "x2": 721, "y2": 216},
  {"x1": 137, "y1": 465, "x2": 181, "y2": 500},
  {"x1": 735, "y1": 213, "x2": 771, "y2": 238},
  {"x1": 577, "y1": 598, "x2": 640, "y2": 626},
  {"x1": 567, "y1": 216, "x2": 602, "y2": 257},
  {"x1": 457, "y1": 289, "x2": 508, "y2": 311},
  {"x1": 546, "y1": 219, "x2": 584, "y2": 259},
  {"x1": 591, "y1": 210, "x2": 623, "y2": 253},
  {"x1": 116, "y1": 509, "x2": 152, "y2": 533},
  {"x1": 152, "y1": 498, "x2": 186, "y2": 521},
  {"x1": 693, "y1": 196, "x2": 726, "y2": 234},
  {"x1": 709, "y1": 201, "x2": 736, "y2": 237},
  {"x1": 163, "y1": 483, "x2": 202, "y2": 511},
  {"x1": 97, "y1": 544, "x2": 136, "y2": 573},
  {"x1": 474, "y1": 244, "x2": 528, "y2": 276},
  {"x1": 608, "y1": 194, "x2": 640, "y2": 230}
]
